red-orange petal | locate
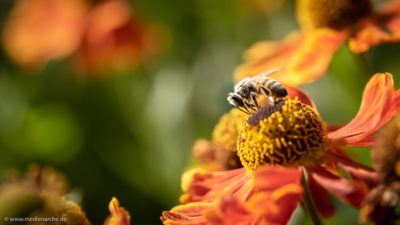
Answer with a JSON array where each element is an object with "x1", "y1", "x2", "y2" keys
[
  {"x1": 162, "y1": 166, "x2": 303, "y2": 225},
  {"x1": 253, "y1": 166, "x2": 302, "y2": 192},
  {"x1": 328, "y1": 73, "x2": 399, "y2": 146},
  {"x1": 308, "y1": 174, "x2": 335, "y2": 218},
  {"x1": 326, "y1": 149, "x2": 379, "y2": 188},
  {"x1": 310, "y1": 166, "x2": 369, "y2": 207},
  {"x1": 205, "y1": 196, "x2": 253, "y2": 225},
  {"x1": 206, "y1": 167, "x2": 303, "y2": 225},
  {"x1": 180, "y1": 168, "x2": 250, "y2": 203}
]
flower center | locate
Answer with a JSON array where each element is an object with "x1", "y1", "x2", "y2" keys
[
  {"x1": 237, "y1": 98, "x2": 326, "y2": 172},
  {"x1": 213, "y1": 108, "x2": 248, "y2": 153},
  {"x1": 296, "y1": 0, "x2": 372, "y2": 31}
]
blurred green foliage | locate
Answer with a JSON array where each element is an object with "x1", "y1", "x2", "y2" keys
[{"x1": 0, "y1": 0, "x2": 399, "y2": 224}]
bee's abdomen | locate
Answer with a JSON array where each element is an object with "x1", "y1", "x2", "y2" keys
[
  {"x1": 265, "y1": 79, "x2": 287, "y2": 97},
  {"x1": 274, "y1": 85, "x2": 288, "y2": 97}
]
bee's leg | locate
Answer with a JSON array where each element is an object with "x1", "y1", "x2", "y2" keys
[
  {"x1": 250, "y1": 92, "x2": 259, "y2": 109},
  {"x1": 244, "y1": 101, "x2": 257, "y2": 112},
  {"x1": 229, "y1": 94, "x2": 251, "y2": 114},
  {"x1": 237, "y1": 106, "x2": 251, "y2": 114}
]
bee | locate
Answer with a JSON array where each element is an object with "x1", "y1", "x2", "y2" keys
[{"x1": 227, "y1": 69, "x2": 288, "y2": 114}]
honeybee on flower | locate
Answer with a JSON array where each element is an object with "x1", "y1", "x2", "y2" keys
[{"x1": 162, "y1": 73, "x2": 400, "y2": 225}]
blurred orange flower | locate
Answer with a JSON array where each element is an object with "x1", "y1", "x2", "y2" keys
[
  {"x1": 0, "y1": 165, "x2": 131, "y2": 225},
  {"x1": 74, "y1": 0, "x2": 161, "y2": 76},
  {"x1": 2, "y1": 0, "x2": 162, "y2": 76},
  {"x1": 234, "y1": 0, "x2": 400, "y2": 86},
  {"x1": 2, "y1": 0, "x2": 88, "y2": 69},
  {"x1": 162, "y1": 73, "x2": 400, "y2": 225}
]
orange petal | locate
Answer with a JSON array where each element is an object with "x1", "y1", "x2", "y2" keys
[
  {"x1": 234, "y1": 29, "x2": 347, "y2": 87},
  {"x1": 205, "y1": 167, "x2": 303, "y2": 225},
  {"x1": 180, "y1": 168, "x2": 250, "y2": 203},
  {"x1": 74, "y1": 0, "x2": 161, "y2": 75},
  {"x1": 284, "y1": 28, "x2": 348, "y2": 86},
  {"x1": 2, "y1": 0, "x2": 87, "y2": 68},
  {"x1": 328, "y1": 73, "x2": 399, "y2": 146},
  {"x1": 349, "y1": 0, "x2": 400, "y2": 53},
  {"x1": 104, "y1": 197, "x2": 131, "y2": 225},
  {"x1": 348, "y1": 19, "x2": 388, "y2": 54},
  {"x1": 162, "y1": 166, "x2": 303, "y2": 225},
  {"x1": 310, "y1": 166, "x2": 369, "y2": 207},
  {"x1": 161, "y1": 202, "x2": 210, "y2": 225},
  {"x1": 233, "y1": 32, "x2": 305, "y2": 85},
  {"x1": 205, "y1": 196, "x2": 253, "y2": 225}
]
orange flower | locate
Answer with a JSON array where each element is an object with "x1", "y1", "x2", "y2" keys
[
  {"x1": 2, "y1": 0, "x2": 161, "y2": 75},
  {"x1": 74, "y1": 0, "x2": 162, "y2": 76},
  {"x1": 162, "y1": 73, "x2": 400, "y2": 225},
  {"x1": 2, "y1": 0, "x2": 87, "y2": 69},
  {"x1": 104, "y1": 198, "x2": 131, "y2": 225},
  {"x1": 234, "y1": 0, "x2": 400, "y2": 86}
]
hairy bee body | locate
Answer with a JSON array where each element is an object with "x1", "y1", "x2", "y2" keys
[{"x1": 227, "y1": 69, "x2": 287, "y2": 114}]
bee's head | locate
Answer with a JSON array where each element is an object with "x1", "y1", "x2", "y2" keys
[{"x1": 227, "y1": 93, "x2": 245, "y2": 108}]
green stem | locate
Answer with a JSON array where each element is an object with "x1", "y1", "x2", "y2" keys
[{"x1": 301, "y1": 167, "x2": 323, "y2": 225}]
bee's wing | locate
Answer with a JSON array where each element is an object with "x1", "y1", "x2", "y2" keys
[{"x1": 250, "y1": 68, "x2": 279, "y2": 84}]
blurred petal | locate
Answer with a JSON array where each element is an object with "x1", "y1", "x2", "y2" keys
[
  {"x1": 328, "y1": 73, "x2": 399, "y2": 146},
  {"x1": 74, "y1": 0, "x2": 161, "y2": 75},
  {"x1": 234, "y1": 29, "x2": 347, "y2": 86},
  {"x1": 349, "y1": 0, "x2": 400, "y2": 53},
  {"x1": 104, "y1": 197, "x2": 131, "y2": 225},
  {"x1": 311, "y1": 166, "x2": 369, "y2": 207},
  {"x1": 348, "y1": 19, "x2": 388, "y2": 53},
  {"x1": 284, "y1": 28, "x2": 348, "y2": 86},
  {"x1": 234, "y1": 32, "x2": 305, "y2": 84},
  {"x1": 326, "y1": 150, "x2": 379, "y2": 188},
  {"x1": 308, "y1": 174, "x2": 335, "y2": 218},
  {"x1": 2, "y1": 0, "x2": 87, "y2": 68}
]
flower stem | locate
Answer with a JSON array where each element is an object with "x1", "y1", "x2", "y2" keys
[{"x1": 301, "y1": 167, "x2": 323, "y2": 225}]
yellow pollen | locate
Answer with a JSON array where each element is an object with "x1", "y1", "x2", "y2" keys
[
  {"x1": 212, "y1": 108, "x2": 248, "y2": 153},
  {"x1": 296, "y1": 0, "x2": 372, "y2": 31},
  {"x1": 237, "y1": 98, "x2": 326, "y2": 172}
]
